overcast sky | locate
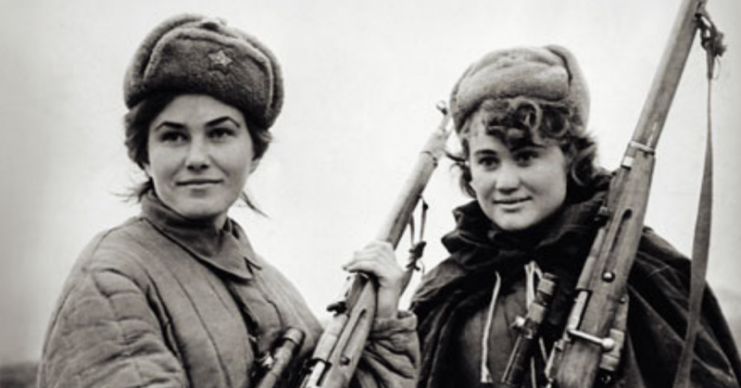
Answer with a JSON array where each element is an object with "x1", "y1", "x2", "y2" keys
[{"x1": 1, "y1": 0, "x2": 739, "y2": 363}]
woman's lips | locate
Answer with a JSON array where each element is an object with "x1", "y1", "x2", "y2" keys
[
  {"x1": 494, "y1": 197, "x2": 530, "y2": 205},
  {"x1": 494, "y1": 197, "x2": 530, "y2": 210},
  {"x1": 177, "y1": 179, "x2": 222, "y2": 188}
]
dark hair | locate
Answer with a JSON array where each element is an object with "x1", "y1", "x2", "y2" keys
[
  {"x1": 123, "y1": 91, "x2": 272, "y2": 211},
  {"x1": 449, "y1": 96, "x2": 598, "y2": 198}
]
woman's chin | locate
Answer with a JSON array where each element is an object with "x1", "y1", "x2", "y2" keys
[
  {"x1": 173, "y1": 202, "x2": 230, "y2": 225},
  {"x1": 492, "y1": 214, "x2": 537, "y2": 232}
]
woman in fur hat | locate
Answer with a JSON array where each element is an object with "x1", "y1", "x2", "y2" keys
[
  {"x1": 351, "y1": 46, "x2": 741, "y2": 387},
  {"x1": 37, "y1": 14, "x2": 418, "y2": 388}
]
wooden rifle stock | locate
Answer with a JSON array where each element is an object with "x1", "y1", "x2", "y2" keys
[
  {"x1": 299, "y1": 104, "x2": 452, "y2": 388},
  {"x1": 545, "y1": 1, "x2": 710, "y2": 387}
]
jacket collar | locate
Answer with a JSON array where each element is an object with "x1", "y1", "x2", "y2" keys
[{"x1": 140, "y1": 192, "x2": 260, "y2": 280}]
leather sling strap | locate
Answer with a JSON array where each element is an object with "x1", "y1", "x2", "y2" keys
[{"x1": 672, "y1": 8, "x2": 726, "y2": 388}]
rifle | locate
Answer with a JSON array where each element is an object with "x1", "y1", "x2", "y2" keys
[
  {"x1": 502, "y1": 273, "x2": 559, "y2": 387},
  {"x1": 299, "y1": 104, "x2": 452, "y2": 388},
  {"x1": 255, "y1": 328, "x2": 306, "y2": 388},
  {"x1": 543, "y1": 1, "x2": 724, "y2": 387}
]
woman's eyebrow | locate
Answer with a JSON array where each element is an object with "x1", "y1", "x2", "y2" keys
[
  {"x1": 205, "y1": 116, "x2": 241, "y2": 128},
  {"x1": 510, "y1": 142, "x2": 547, "y2": 152},
  {"x1": 473, "y1": 149, "x2": 498, "y2": 156},
  {"x1": 152, "y1": 121, "x2": 186, "y2": 132}
]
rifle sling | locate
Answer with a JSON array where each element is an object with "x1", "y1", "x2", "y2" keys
[{"x1": 671, "y1": 11, "x2": 724, "y2": 387}]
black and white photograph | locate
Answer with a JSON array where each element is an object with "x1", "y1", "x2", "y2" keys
[{"x1": 1, "y1": 0, "x2": 740, "y2": 387}]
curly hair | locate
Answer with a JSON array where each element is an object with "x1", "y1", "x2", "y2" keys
[
  {"x1": 123, "y1": 92, "x2": 272, "y2": 211},
  {"x1": 449, "y1": 96, "x2": 598, "y2": 199}
]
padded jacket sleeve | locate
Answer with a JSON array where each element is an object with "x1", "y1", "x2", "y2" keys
[
  {"x1": 38, "y1": 255, "x2": 186, "y2": 388},
  {"x1": 354, "y1": 311, "x2": 420, "y2": 388}
]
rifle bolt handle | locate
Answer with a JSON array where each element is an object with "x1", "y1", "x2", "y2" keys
[
  {"x1": 568, "y1": 329, "x2": 616, "y2": 351},
  {"x1": 326, "y1": 301, "x2": 347, "y2": 313},
  {"x1": 601, "y1": 338, "x2": 616, "y2": 351}
]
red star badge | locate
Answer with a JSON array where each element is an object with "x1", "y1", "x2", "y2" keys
[{"x1": 208, "y1": 50, "x2": 233, "y2": 73}]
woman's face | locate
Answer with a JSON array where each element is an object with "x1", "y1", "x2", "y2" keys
[
  {"x1": 145, "y1": 94, "x2": 256, "y2": 227},
  {"x1": 467, "y1": 119, "x2": 569, "y2": 232}
]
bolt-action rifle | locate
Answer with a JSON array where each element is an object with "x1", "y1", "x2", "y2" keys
[
  {"x1": 298, "y1": 105, "x2": 452, "y2": 388},
  {"x1": 542, "y1": 0, "x2": 724, "y2": 387}
]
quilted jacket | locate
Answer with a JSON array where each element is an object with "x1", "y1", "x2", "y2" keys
[{"x1": 39, "y1": 193, "x2": 419, "y2": 388}]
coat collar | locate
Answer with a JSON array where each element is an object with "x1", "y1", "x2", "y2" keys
[{"x1": 140, "y1": 192, "x2": 260, "y2": 280}]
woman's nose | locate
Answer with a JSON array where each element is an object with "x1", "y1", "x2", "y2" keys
[
  {"x1": 495, "y1": 163, "x2": 520, "y2": 191},
  {"x1": 185, "y1": 138, "x2": 210, "y2": 171}
]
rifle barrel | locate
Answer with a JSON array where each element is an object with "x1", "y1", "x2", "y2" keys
[{"x1": 633, "y1": 0, "x2": 707, "y2": 149}]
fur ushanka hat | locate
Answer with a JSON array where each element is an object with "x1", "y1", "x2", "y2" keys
[
  {"x1": 450, "y1": 45, "x2": 589, "y2": 131},
  {"x1": 124, "y1": 14, "x2": 283, "y2": 129}
]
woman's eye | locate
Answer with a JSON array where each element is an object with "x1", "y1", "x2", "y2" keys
[
  {"x1": 210, "y1": 128, "x2": 235, "y2": 140},
  {"x1": 515, "y1": 150, "x2": 538, "y2": 164},
  {"x1": 160, "y1": 131, "x2": 187, "y2": 143},
  {"x1": 476, "y1": 156, "x2": 499, "y2": 169}
]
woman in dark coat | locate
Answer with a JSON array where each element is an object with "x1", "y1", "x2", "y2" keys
[
  {"x1": 38, "y1": 14, "x2": 418, "y2": 388},
  {"x1": 412, "y1": 45, "x2": 741, "y2": 388},
  {"x1": 356, "y1": 45, "x2": 741, "y2": 387}
]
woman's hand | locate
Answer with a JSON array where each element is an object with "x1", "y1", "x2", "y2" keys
[{"x1": 343, "y1": 240, "x2": 404, "y2": 319}]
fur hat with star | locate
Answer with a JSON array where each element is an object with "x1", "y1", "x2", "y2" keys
[
  {"x1": 124, "y1": 14, "x2": 283, "y2": 129},
  {"x1": 450, "y1": 45, "x2": 589, "y2": 131}
]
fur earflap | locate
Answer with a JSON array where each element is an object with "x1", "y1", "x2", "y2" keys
[
  {"x1": 450, "y1": 45, "x2": 589, "y2": 131},
  {"x1": 124, "y1": 14, "x2": 283, "y2": 129}
]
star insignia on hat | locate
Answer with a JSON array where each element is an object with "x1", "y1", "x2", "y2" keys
[{"x1": 208, "y1": 50, "x2": 233, "y2": 73}]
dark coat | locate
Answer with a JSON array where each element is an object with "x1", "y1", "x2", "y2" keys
[
  {"x1": 411, "y1": 176, "x2": 741, "y2": 388},
  {"x1": 39, "y1": 193, "x2": 419, "y2": 388}
]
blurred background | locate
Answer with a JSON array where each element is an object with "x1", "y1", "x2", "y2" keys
[{"x1": 1, "y1": 0, "x2": 739, "y2": 384}]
